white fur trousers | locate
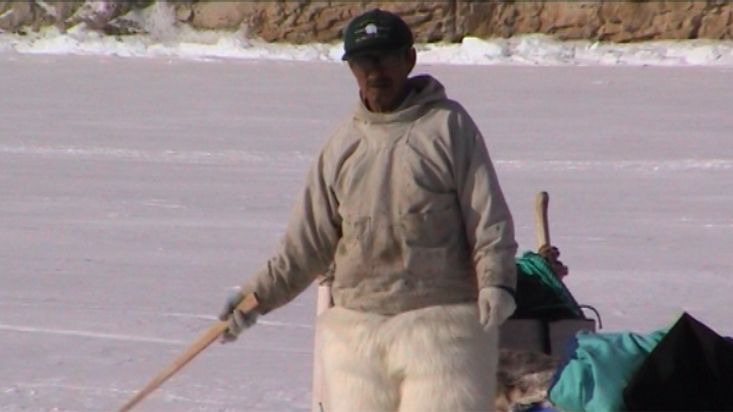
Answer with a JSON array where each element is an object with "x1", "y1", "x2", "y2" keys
[{"x1": 316, "y1": 303, "x2": 498, "y2": 412}]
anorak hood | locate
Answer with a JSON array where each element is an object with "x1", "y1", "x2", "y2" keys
[{"x1": 354, "y1": 74, "x2": 447, "y2": 124}]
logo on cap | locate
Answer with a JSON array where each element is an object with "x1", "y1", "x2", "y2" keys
[{"x1": 365, "y1": 23, "x2": 378, "y2": 36}]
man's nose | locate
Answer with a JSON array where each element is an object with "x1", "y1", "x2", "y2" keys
[{"x1": 365, "y1": 62, "x2": 390, "y2": 77}]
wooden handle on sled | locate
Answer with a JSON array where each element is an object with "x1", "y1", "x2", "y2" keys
[
  {"x1": 535, "y1": 191, "x2": 550, "y2": 250},
  {"x1": 117, "y1": 293, "x2": 259, "y2": 412}
]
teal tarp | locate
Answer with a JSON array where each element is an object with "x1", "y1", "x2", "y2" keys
[
  {"x1": 514, "y1": 251, "x2": 583, "y2": 320},
  {"x1": 548, "y1": 329, "x2": 667, "y2": 412}
]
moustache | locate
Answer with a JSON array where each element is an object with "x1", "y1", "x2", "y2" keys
[{"x1": 367, "y1": 78, "x2": 392, "y2": 88}]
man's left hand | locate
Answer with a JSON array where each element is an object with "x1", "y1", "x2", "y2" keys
[{"x1": 478, "y1": 287, "x2": 516, "y2": 331}]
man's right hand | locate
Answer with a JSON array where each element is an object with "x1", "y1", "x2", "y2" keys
[{"x1": 218, "y1": 288, "x2": 258, "y2": 343}]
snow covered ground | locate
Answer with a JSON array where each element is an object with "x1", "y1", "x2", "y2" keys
[{"x1": 1, "y1": 31, "x2": 732, "y2": 411}]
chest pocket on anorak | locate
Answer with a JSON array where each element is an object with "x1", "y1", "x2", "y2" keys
[
  {"x1": 337, "y1": 215, "x2": 371, "y2": 276},
  {"x1": 398, "y1": 134, "x2": 462, "y2": 277}
]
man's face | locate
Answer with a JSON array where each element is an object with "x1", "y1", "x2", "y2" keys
[{"x1": 347, "y1": 47, "x2": 416, "y2": 113}]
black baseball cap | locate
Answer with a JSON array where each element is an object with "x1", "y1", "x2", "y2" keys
[{"x1": 341, "y1": 9, "x2": 414, "y2": 61}]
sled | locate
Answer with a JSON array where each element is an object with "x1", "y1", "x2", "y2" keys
[
  {"x1": 499, "y1": 191, "x2": 597, "y2": 357},
  {"x1": 500, "y1": 318, "x2": 596, "y2": 357}
]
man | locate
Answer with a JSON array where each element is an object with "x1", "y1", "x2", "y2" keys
[{"x1": 219, "y1": 9, "x2": 518, "y2": 412}]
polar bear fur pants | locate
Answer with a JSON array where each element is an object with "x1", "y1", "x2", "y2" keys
[{"x1": 317, "y1": 303, "x2": 498, "y2": 412}]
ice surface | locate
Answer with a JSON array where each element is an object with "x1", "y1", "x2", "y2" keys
[{"x1": 0, "y1": 54, "x2": 731, "y2": 410}]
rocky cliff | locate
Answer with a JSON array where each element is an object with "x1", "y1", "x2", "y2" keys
[{"x1": 1, "y1": 1, "x2": 731, "y2": 43}]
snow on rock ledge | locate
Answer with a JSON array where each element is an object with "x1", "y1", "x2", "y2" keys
[{"x1": 1, "y1": 1, "x2": 732, "y2": 43}]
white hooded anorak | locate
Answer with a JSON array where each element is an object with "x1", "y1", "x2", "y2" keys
[{"x1": 244, "y1": 74, "x2": 517, "y2": 315}]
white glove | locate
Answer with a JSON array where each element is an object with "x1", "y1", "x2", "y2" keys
[
  {"x1": 478, "y1": 287, "x2": 517, "y2": 331},
  {"x1": 219, "y1": 288, "x2": 258, "y2": 343}
]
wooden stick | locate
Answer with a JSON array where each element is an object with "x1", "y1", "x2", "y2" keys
[
  {"x1": 535, "y1": 191, "x2": 551, "y2": 250},
  {"x1": 117, "y1": 293, "x2": 259, "y2": 412}
]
